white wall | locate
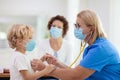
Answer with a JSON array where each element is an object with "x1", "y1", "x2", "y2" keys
[
  {"x1": 109, "y1": 0, "x2": 120, "y2": 52},
  {"x1": 0, "y1": 0, "x2": 67, "y2": 16},
  {"x1": 86, "y1": 0, "x2": 110, "y2": 36},
  {"x1": 0, "y1": 48, "x2": 13, "y2": 69}
]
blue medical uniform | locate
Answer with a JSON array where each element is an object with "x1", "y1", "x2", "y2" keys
[{"x1": 80, "y1": 37, "x2": 120, "y2": 80}]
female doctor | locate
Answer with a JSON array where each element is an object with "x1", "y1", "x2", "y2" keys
[{"x1": 32, "y1": 9, "x2": 120, "y2": 80}]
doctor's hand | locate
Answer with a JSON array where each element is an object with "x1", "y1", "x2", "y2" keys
[
  {"x1": 43, "y1": 64, "x2": 56, "y2": 75},
  {"x1": 31, "y1": 59, "x2": 45, "y2": 71},
  {"x1": 43, "y1": 53, "x2": 59, "y2": 66},
  {"x1": 42, "y1": 53, "x2": 67, "y2": 68}
]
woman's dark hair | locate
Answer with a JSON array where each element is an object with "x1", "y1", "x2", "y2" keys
[{"x1": 47, "y1": 15, "x2": 69, "y2": 37}]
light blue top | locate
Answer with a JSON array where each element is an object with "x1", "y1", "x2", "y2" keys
[{"x1": 80, "y1": 37, "x2": 120, "y2": 80}]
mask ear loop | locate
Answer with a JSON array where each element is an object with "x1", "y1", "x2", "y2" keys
[
  {"x1": 86, "y1": 31, "x2": 93, "y2": 43},
  {"x1": 68, "y1": 31, "x2": 93, "y2": 68}
]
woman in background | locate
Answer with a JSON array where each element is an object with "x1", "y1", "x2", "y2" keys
[{"x1": 32, "y1": 15, "x2": 73, "y2": 80}]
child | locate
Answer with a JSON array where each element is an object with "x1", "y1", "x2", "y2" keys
[{"x1": 7, "y1": 24, "x2": 55, "y2": 80}]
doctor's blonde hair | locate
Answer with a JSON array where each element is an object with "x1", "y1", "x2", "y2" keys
[
  {"x1": 77, "y1": 9, "x2": 107, "y2": 44},
  {"x1": 7, "y1": 24, "x2": 34, "y2": 49}
]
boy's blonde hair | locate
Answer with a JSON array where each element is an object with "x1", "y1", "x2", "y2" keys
[
  {"x1": 77, "y1": 9, "x2": 107, "y2": 44},
  {"x1": 7, "y1": 24, "x2": 34, "y2": 49}
]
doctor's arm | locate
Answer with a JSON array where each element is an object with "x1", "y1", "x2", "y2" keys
[{"x1": 48, "y1": 65, "x2": 95, "y2": 80}]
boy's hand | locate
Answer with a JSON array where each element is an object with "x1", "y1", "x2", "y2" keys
[{"x1": 31, "y1": 59, "x2": 45, "y2": 71}]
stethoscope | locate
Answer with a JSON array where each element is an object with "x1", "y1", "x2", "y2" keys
[
  {"x1": 69, "y1": 41, "x2": 86, "y2": 68},
  {"x1": 68, "y1": 31, "x2": 93, "y2": 68}
]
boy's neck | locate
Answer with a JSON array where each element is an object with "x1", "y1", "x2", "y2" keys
[{"x1": 16, "y1": 48, "x2": 26, "y2": 54}]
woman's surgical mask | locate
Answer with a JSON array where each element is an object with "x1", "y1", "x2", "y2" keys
[
  {"x1": 50, "y1": 26, "x2": 62, "y2": 39},
  {"x1": 26, "y1": 39, "x2": 36, "y2": 51},
  {"x1": 74, "y1": 28, "x2": 86, "y2": 40}
]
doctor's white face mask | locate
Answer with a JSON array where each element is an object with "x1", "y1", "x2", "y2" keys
[{"x1": 74, "y1": 27, "x2": 86, "y2": 40}]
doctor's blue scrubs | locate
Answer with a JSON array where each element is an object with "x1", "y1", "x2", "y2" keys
[{"x1": 80, "y1": 37, "x2": 120, "y2": 80}]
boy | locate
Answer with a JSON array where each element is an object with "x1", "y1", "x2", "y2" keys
[{"x1": 7, "y1": 24, "x2": 55, "y2": 80}]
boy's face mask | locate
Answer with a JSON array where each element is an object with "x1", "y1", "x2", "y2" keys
[
  {"x1": 50, "y1": 26, "x2": 62, "y2": 39},
  {"x1": 26, "y1": 39, "x2": 36, "y2": 51}
]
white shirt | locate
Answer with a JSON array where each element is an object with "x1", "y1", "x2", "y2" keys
[
  {"x1": 10, "y1": 51, "x2": 34, "y2": 80},
  {"x1": 37, "y1": 39, "x2": 73, "y2": 66}
]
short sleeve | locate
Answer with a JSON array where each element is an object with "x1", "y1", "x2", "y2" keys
[
  {"x1": 14, "y1": 54, "x2": 28, "y2": 71},
  {"x1": 80, "y1": 45, "x2": 112, "y2": 72}
]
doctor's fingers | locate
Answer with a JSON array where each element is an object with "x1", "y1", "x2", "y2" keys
[
  {"x1": 42, "y1": 54, "x2": 53, "y2": 61},
  {"x1": 41, "y1": 55, "x2": 47, "y2": 61},
  {"x1": 46, "y1": 58, "x2": 57, "y2": 65},
  {"x1": 46, "y1": 58, "x2": 54, "y2": 64},
  {"x1": 49, "y1": 59, "x2": 57, "y2": 65},
  {"x1": 45, "y1": 64, "x2": 56, "y2": 73},
  {"x1": 41, "y1": 55, "x2": 52, "y2": 61}
]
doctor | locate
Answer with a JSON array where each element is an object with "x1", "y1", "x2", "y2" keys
[{"x1": 32, "y1": 9, "x2": 120, "y2": 80}]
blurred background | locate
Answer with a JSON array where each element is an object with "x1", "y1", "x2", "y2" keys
[{"x1": 0, "y1": 0, "x2": 120, "y2": 69}]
